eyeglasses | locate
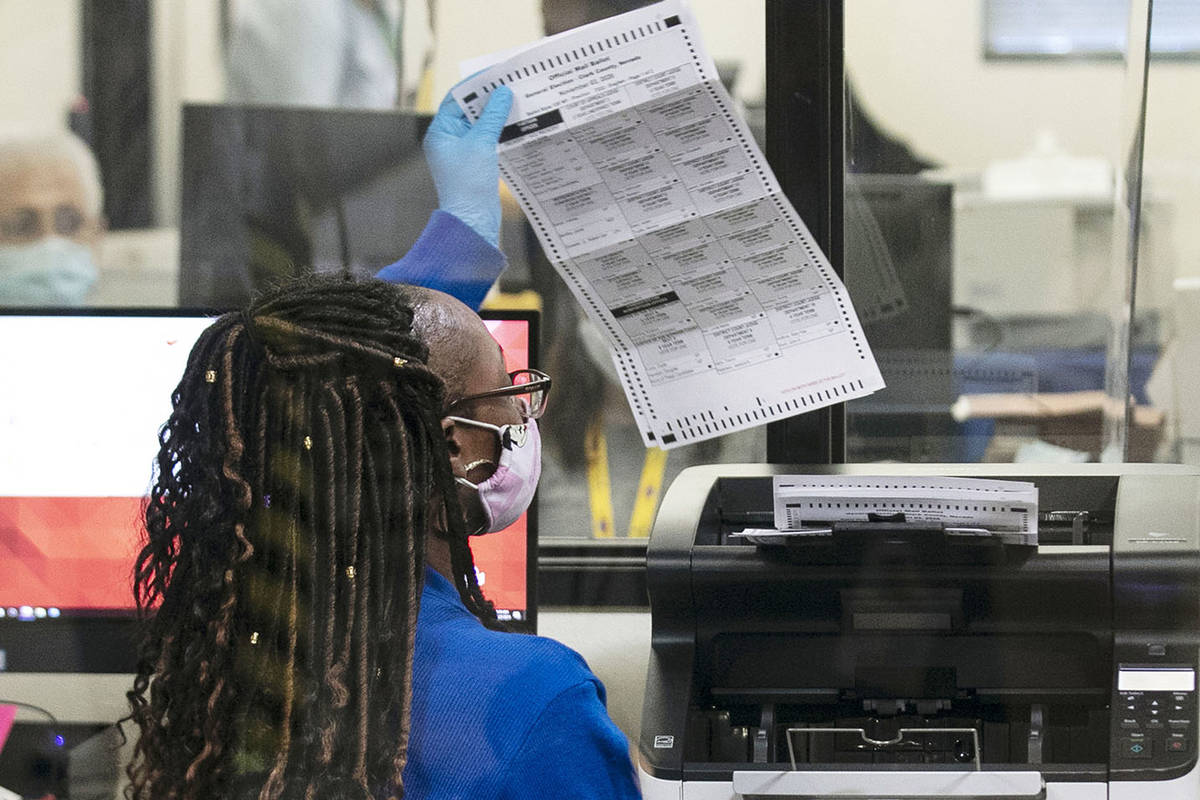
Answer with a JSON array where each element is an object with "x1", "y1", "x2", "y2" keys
[{"x1": 445, "y1": 368, "x2": 552, "y2": 421}]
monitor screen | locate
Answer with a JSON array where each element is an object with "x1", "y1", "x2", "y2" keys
[
  {"x1": 472, "y1": 312, "x2": 537, "y2": 626},
  {"x1": 0, "y1": 308, "x2": 538, "y2": 656}
]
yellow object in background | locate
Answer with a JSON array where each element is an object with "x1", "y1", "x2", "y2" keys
[
  {"x1": 480, "y1": 289, "x2": 542, "y2": 312},
  {"x1": 628, "y1": 446, "x2": 667, "y2": 539},
  {"x1": 585, "y1": 417, "x2": 616, "y2": 538},
  {"x1": 585, "y1": 415, "x2": 667, "y2": 539}
]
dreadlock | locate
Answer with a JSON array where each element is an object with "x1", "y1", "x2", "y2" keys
[{"x1": 125, "y1": 275, "x2": 495, "y2": 800}]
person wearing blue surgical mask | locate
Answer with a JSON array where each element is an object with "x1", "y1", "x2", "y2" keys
[{"x1": 0, "y1": 131, "x2": 104, "y2": 307}]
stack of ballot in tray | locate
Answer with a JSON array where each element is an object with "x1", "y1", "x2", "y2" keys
[{"x1": 731, "y1": 475, "x2": 1039, "y2": 546}]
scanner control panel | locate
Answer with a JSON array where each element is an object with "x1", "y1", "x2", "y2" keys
[{"x1": 1112, "y1": 662, "x2": 1197, "y2": 772}]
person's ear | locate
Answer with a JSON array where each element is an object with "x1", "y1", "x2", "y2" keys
[
  {"x1": 441, "y1": 417, "x2": 458, "y2": 453},
  {"x1": 442, "y1": 415, "x2": 500, "y2": 484},
  {"x1": 442, "y1": 416, "x2": 466, "y2": 476}
]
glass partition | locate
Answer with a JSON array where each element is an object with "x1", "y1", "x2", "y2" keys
[
  {"x1": 1139, "y1": 6, "x2": 1200, "y2": 466},
  {"x1": 841, "y1": 0, "x2": 1191, "y2": 468}
]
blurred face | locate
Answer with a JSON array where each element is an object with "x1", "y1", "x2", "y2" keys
[
  {"x1": 0, "y1": 156, "x2": 103, "y2": 306},
  {"x1": 0, "y1": 157, "x2": 102, "y2": 250}
]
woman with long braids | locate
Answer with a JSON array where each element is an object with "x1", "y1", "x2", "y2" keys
[
  {"x1": 124, "y1": 83, "x2": 640, "y2": 798},
  {"x1": 125, "y1": 276, "x2": 641, "y2": 799}
]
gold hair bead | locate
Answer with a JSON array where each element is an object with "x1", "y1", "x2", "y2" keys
[
  {"x1": 204, "y1": 370, "x2": 217, "y2": 383},
  {"x1": 393, "y1": 357, "x2": 407, "y2": 368},
  {"x1": 345, "y1": 565, "x2": 356, "y2": 580},
  {"x1": 303, "y1": 435, "x2": 313, "y2": 451},
  {"x1": 250, "y1": 631, "x2": 260, "y2": 645}
]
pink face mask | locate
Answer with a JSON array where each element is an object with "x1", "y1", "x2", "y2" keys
[{"x1": 448, "y1": 417, "x2": 542, "y2": 534}]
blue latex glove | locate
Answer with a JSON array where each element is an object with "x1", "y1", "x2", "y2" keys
[{"x1": 423, "y1": 85, "x2": 514, "y2": 247}]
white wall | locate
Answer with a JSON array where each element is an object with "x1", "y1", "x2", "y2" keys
[
  {"x1": 428, "y1": 0, "x2": 542, "y2": 99},
  {"x1": 845, "y1": 0, "x2": 1200, "y2": 167},
  {"x1": 0, "y1": 0, "x2": 80, "y2": 134},
  {"x1": 427, "y1": 0, "x2": 765, "y2": 104},
  {"x1": 150, "y1": 0, "x2": 226, "y2": 224},
  {"x1": 846, "y1": 0, "x2": 1125, "y2": 170},
  {"x1": 845, "y1": 0, "x2": 1200, "y2": 279}
]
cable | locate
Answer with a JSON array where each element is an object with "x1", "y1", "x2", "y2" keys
[
  {"x1": 0, "y1": 699, "x2": 63, "y2": 746},
  {"x1": 0, "y1": 700, "x2": 59, "y2": 728}
]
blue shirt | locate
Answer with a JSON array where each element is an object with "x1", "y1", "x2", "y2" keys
[
  {"x1": 402, "y1": 567, "x2": 642, "y2": 799},
  {"x1": 375, "y1": 210, "x2": 507, "y2": 311}
]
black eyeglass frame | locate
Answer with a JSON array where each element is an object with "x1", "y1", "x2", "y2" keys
[{"x1": 443, "y1": 368, "x2": 552, "y2": 420}]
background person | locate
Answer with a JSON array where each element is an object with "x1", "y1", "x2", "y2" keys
[{"x1": 0, "y1": 130, "x2": 104, "y2": 306}]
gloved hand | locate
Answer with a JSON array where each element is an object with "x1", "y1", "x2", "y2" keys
[{"x1": 423, "y1": 85, "x2": 514, "y2": 247}]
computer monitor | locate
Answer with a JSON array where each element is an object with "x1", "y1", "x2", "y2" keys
[
  {"x1": 179, "y1": 103, "x2": 538, "y2": 307},
  {"x1": 179, "y1": 104, "x2": 436, "y2": 309},
  {"x1": 0, "y1": 307, "x2": 539, "y2": 672},
  {"x1": 473, "y1": 309, "x2": 539, "y2": 627}
]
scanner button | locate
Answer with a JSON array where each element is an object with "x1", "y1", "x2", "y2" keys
[{"x1": 1121, "y1": 737, "x2": 1152, "y2": 759}]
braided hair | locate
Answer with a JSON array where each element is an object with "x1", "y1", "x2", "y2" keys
[{"x1": 126, "y1": 276, "x2": 493, "y2": 800}]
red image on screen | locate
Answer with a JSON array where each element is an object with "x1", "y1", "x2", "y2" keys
[{"x1": 472, "y1": 318, "x2": 531, "y2": 619}]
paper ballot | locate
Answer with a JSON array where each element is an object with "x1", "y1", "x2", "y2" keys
[
  {"x1": 771, "y1": 475, "x2": 1040, "y2": 541},
  {"x1": 452, "y1": 0, "x2": 883, "y2": 448}
]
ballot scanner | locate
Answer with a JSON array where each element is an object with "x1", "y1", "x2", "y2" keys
[{"x1": 638, "y1": 463, "x2": 1200, "y2": 799}]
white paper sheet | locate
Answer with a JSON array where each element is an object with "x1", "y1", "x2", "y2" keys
[
  {"x1": 772, "y1": 475, "x2": 1040, "y2": 539},
  {"x1": 452, "y1": 0, "x2": 883, "y2": 448}
]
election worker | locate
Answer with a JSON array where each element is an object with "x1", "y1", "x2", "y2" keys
[{"x1": 124, "y1": 276, "x2": 640, "y2": 799}]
